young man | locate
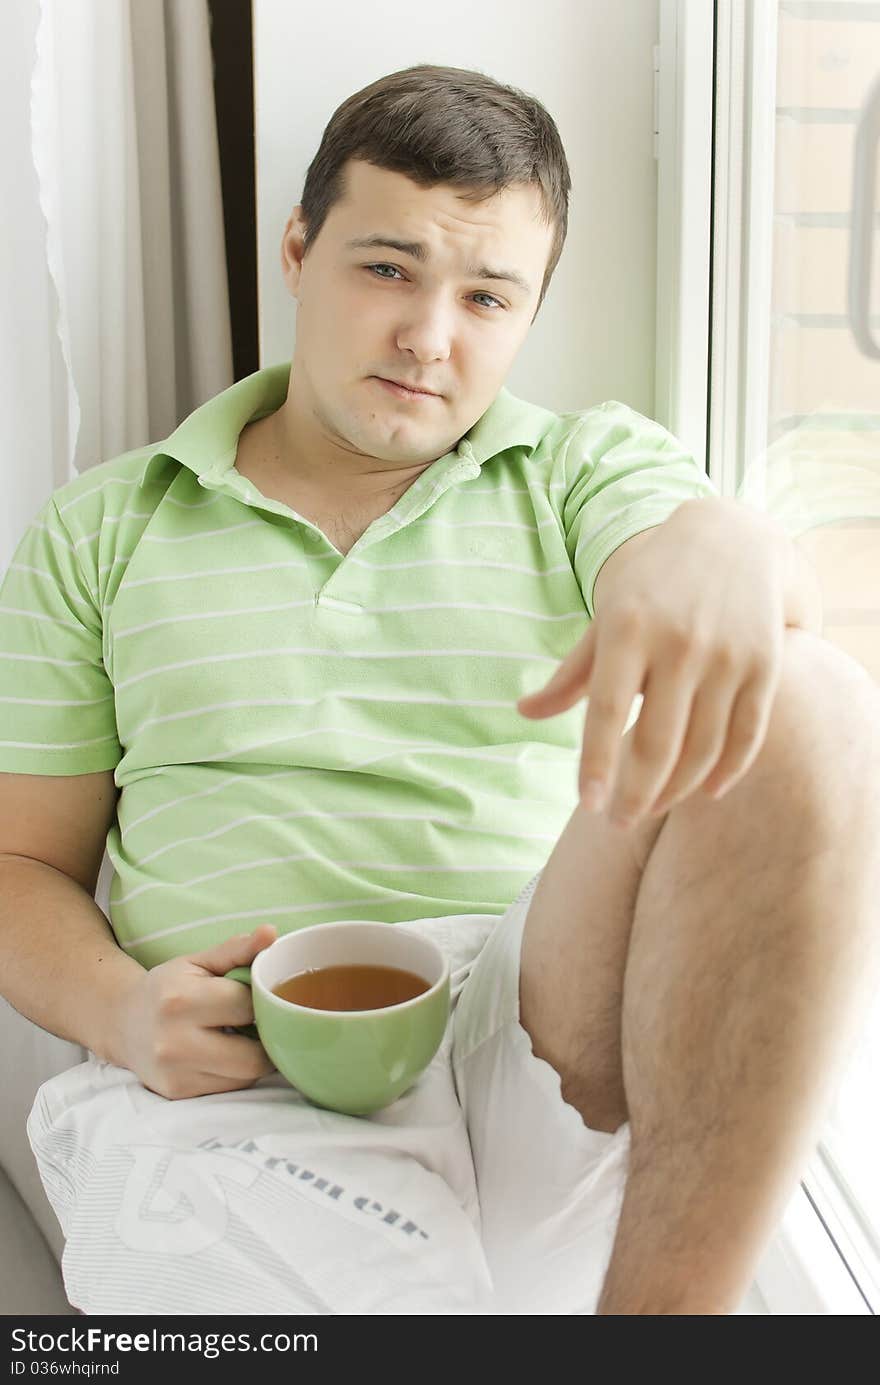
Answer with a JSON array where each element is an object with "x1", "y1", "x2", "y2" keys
[{"x1": 1, "y1": 64, "x2": 878, "y2": 1316}]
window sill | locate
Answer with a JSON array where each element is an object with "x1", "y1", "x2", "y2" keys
[{"x1": 751, "y1": 1180, "x2": 872, "y2": 1315}]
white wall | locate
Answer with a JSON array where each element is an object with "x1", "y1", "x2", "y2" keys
[{"x1": 252, "y1": 0, "x2": 660, "y2": 418}]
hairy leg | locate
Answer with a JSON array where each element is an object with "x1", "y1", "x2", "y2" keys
[{"x1": 519, "y1": 629, "x2": 880, "y2": 1313}]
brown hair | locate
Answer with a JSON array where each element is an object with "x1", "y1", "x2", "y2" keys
[{"x1": 299, "y1": 64, "x2": 571, "y2": 316}]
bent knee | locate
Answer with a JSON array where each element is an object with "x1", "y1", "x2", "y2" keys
[
  {"x1": 760, "y1": 628, "x2": 880, "y2": 806},
  {"x1": 774, "y1": 630, "x2": 879, "y2": 738}
]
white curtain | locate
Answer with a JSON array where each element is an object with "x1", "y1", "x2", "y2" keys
[{"x1": 1, "y1": 0, "x2": 234, "y2": 572}]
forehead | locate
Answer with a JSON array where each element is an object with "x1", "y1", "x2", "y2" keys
[{"x1": 327, "y1": 160, "x2": 552, "y2": 266}]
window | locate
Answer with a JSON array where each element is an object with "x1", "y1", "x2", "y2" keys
[{"x1": 658, "y1": 0, "x2": 880, "y2": 1313}]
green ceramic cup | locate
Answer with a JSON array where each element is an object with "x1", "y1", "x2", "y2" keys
[{"x1": 227, "y1": 921, "x2": 450, "y2": 1117}]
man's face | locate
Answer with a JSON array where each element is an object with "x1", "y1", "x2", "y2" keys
[{"x1": 280, "y1": 159, "x2": 555, "y2": 470}]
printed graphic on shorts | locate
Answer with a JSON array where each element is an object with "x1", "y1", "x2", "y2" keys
[
  {"x1": 56, "y1": 1135, "x2": 492, "y2": 1315},
  {"x1": 110, "y1": 1136, "x2": 433, "y2": 1260},
  {"x1": 196, "y1": 1136, "x2": 430, "y2": 1241},
  {"x1": 115, "y1": 1145, "x2": 262, "y2": 1254}
]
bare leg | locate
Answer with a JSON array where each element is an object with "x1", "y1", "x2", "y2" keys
[{"x1": 519, "y1": 629, "x2": 880, "y2": 1314}]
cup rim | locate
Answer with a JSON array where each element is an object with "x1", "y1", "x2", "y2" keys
[{"x1": 250, "y1": 921, "x2": 450, "y2": 1020}]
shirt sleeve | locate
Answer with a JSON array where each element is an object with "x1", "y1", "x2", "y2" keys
[
  {"x1": 0, "y1": 497, "x2": 122, "y2": 775},
  {"x1": 560, "y1": 401, "x2": 721, "y2": 619}
]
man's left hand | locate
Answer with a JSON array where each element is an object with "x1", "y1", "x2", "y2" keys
[{"x1": 517, "y1": 500, "x2": 792, "y2": 827}]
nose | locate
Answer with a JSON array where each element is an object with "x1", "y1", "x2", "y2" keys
[{"x1": 394, "y1": 292, "x2": 454, "y2": 365}]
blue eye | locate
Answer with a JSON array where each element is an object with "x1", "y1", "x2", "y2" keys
[{"x1": 364, "y1": 264, "x2": 504, "y2": 310}]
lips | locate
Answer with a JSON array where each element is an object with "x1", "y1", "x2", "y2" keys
[{"x1": 375, "y1": 377, "x2": 439, "y2": 397}]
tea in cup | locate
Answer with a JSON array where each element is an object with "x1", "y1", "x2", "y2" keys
[{"x1": 228, "y1": 920, "x2": 450, "y2": 1116}]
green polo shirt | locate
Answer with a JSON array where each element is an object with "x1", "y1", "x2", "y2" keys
[{"x1": 0, "y1": 363, "x2": 718, "y2": 966}]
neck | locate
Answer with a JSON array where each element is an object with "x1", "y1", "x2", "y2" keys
[{"x1": 248, "y1": 390, "x2": 434, "y2": 501}]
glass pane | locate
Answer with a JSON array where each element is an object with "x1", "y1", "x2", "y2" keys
[
  {"x1": 746, "y1": 0, "x2": 880, "y2": 675},
  {"x1": 750, "y1": 0, "x2": 880, "y2": 1298}
]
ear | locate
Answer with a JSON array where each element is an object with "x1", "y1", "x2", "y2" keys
[{"x1": 281, "y1": 206, "x2": 308, "y2": 299}]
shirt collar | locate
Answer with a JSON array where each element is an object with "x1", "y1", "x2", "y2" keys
[{"x1": 138, "y1": 362, "x2": 556, "y2": 489}]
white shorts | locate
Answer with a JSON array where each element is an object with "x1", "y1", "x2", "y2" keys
[{"x1": 28, "y1": 871, "x2": 631, "y2": 1316}]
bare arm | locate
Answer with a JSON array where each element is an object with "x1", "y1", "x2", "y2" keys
[
  {"x1": 0, "y1": 770, "x2": 141, "y2": 1061},
  {"x1": 0, "y1": 770, "x2": 276, "y2": 1097}
]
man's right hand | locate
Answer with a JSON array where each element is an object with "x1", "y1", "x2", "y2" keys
[{"x1": 112, "y1": 925, "x2": 279, "y2": 1100}]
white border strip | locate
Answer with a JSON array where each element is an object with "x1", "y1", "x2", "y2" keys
[
  {"x1": 708, "y1": 0, "x2": 747, "y2": 498},
  {"x1": 741, "y1": 0, "x2": 779, "y2": 489},
  {"x1": 29, "y1": 0, "x2": 80, "y2": 484},
  {"x1": 654, "y1": 0, "x2": 714, "y2": 472}
]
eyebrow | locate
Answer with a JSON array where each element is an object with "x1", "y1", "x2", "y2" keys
[{"x1": 344, "y1": 235, "x2": 533, "y2": 297}]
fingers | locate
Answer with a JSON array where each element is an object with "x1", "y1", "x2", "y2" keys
[
  {"x1": 192, "y1": 1030, "x2": 277, "y2": 1084},
  {"x1": 518, "y1": 609, "x2": 780, "y2": 828},
  {"x1": 517, "y1": 624, "x2": 598, "y2": 718},
  {"x1": 604, "y1": 660, "x2": 698, "y2": 824},
  {"x1": 145, "y1": 1036, "x2": 277, "y2": 1101},
  {"x1": 182, "y1": 1071, "x2": 273, "y2": 1099},
  {"x1": 189, "y1": 977, "x2": 257, "y2": 1029},
  {"x1": 700, "y1": 668, "x2": 777, "y2": 798},
  {"x1": 607, "y1": 662, "x2": 775, "y2": 825},
  {"x1": 642, "y1": 670, "x2": 740, "y2": 816},
  {"x1": 187, "y1": 924, "x2": 278, "y2": 979},
  {"x1": 574, "y1": 616, "x2": 647, "y2": 806}
]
